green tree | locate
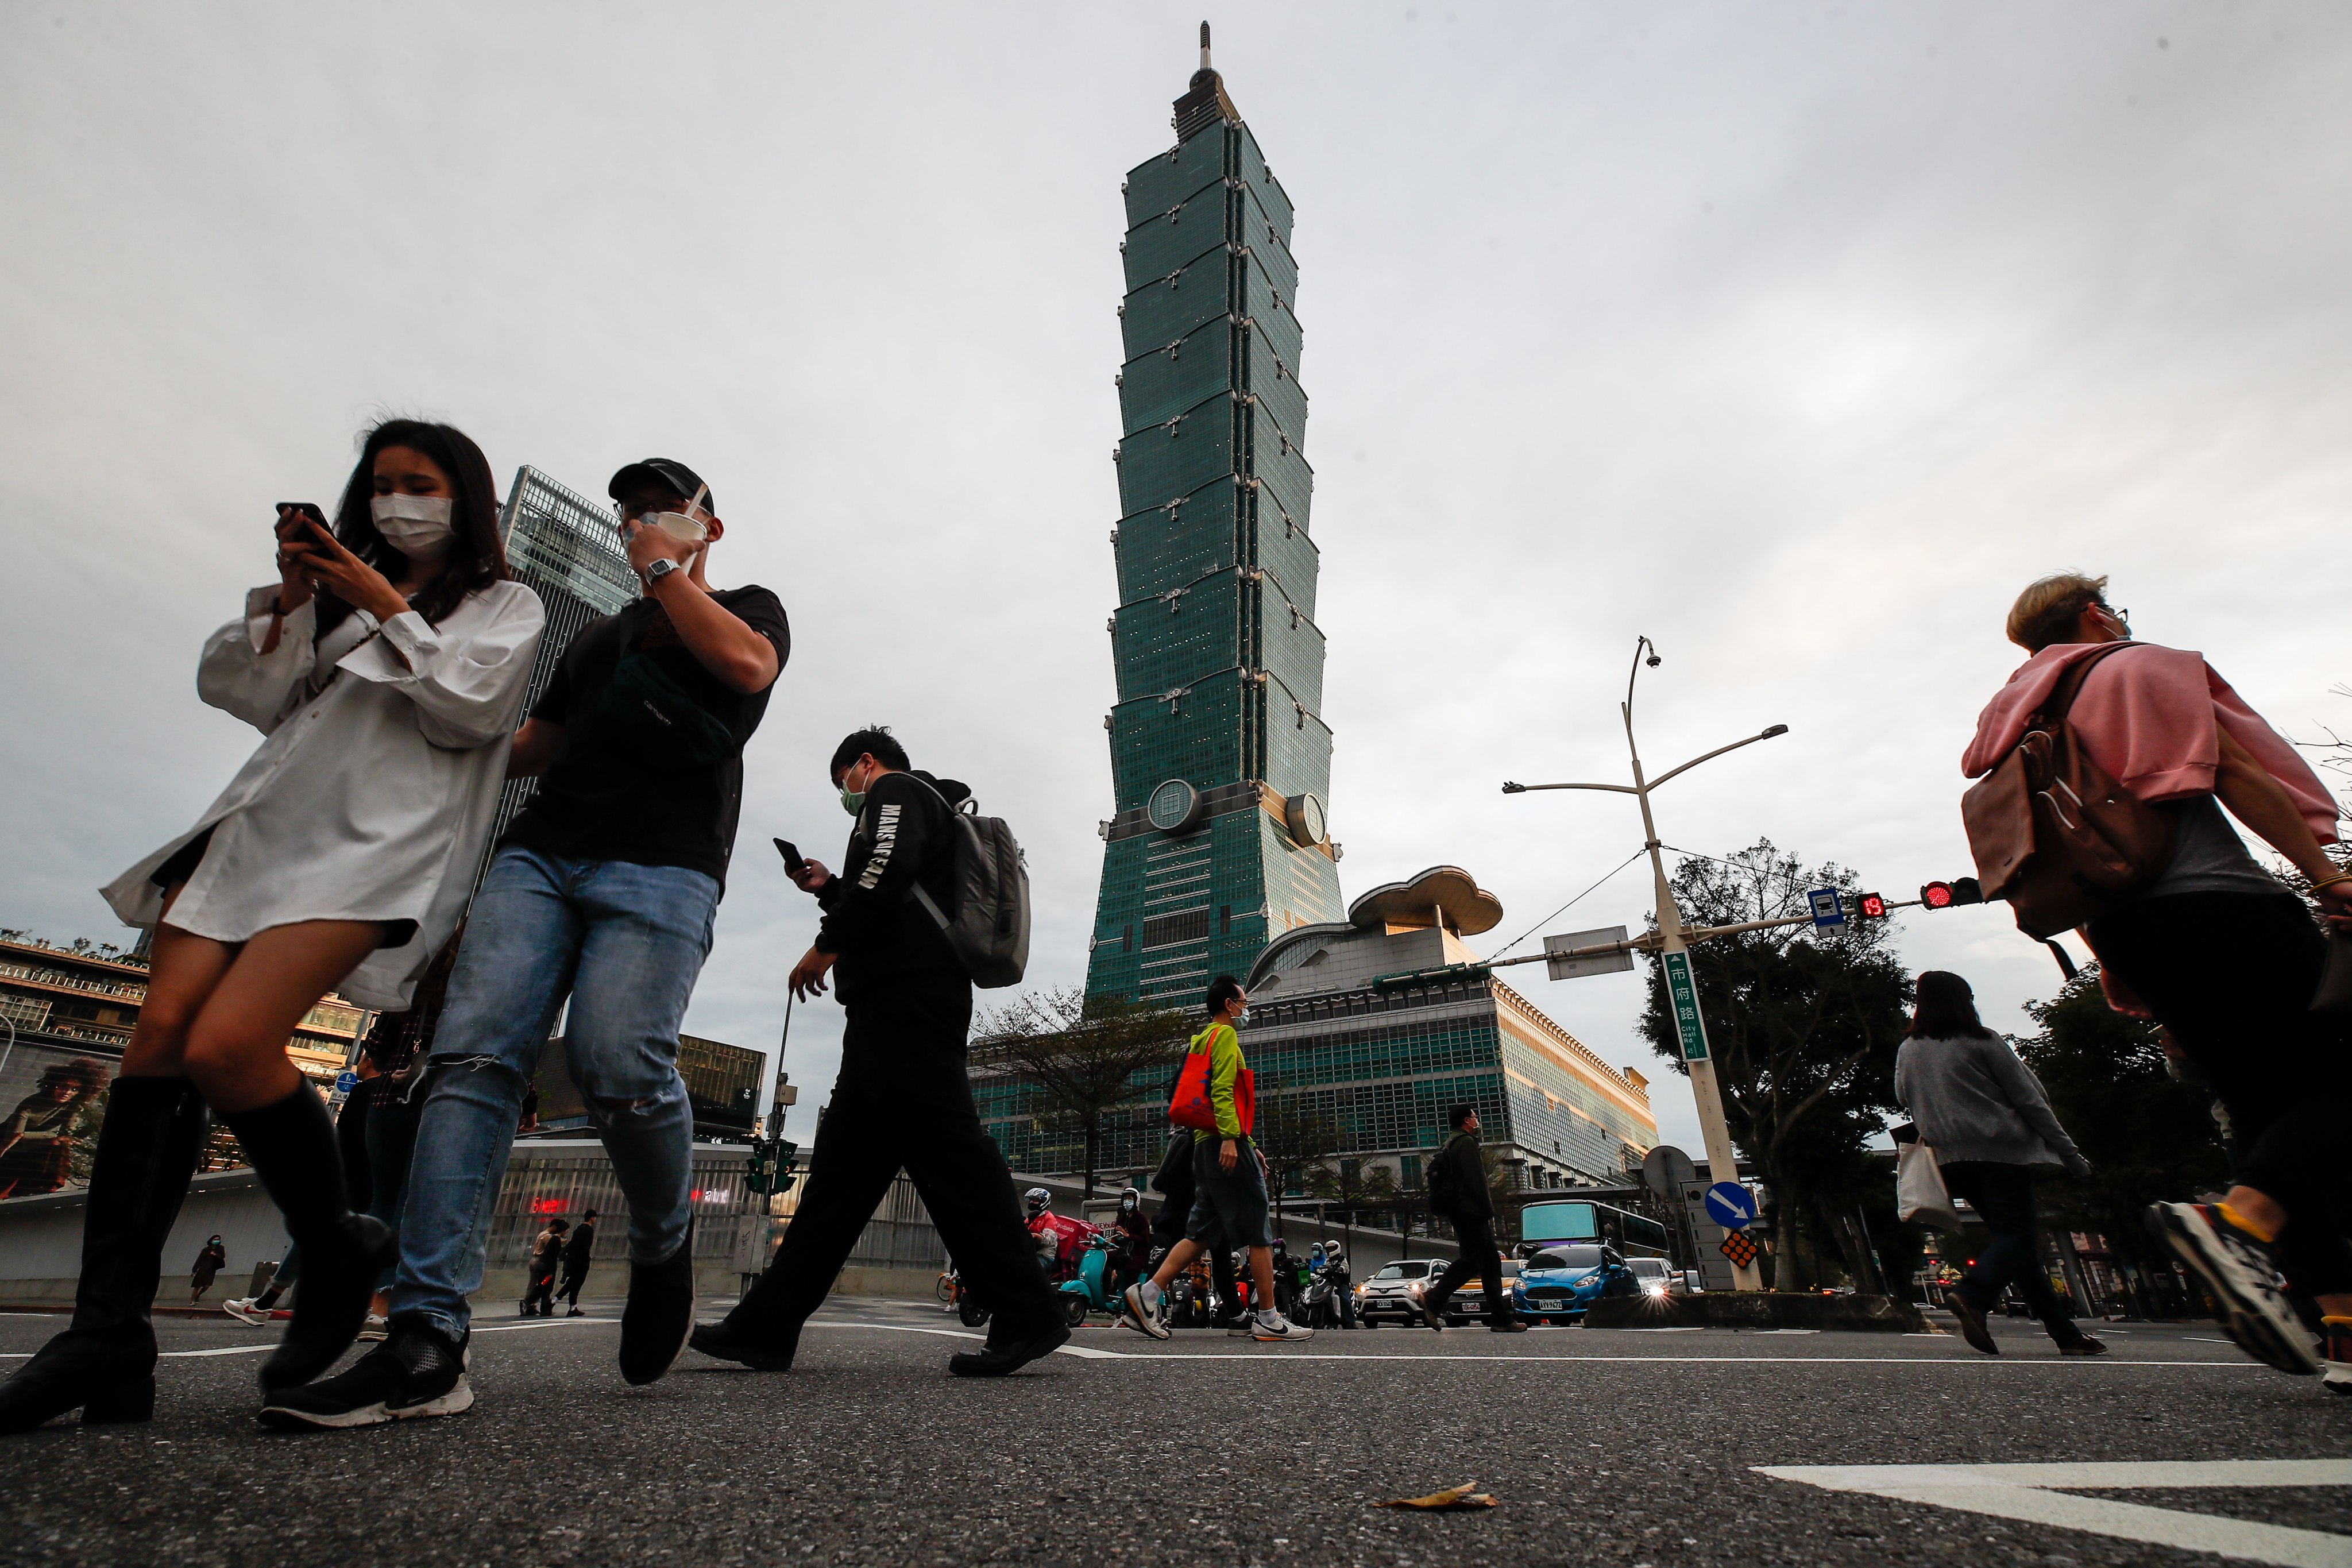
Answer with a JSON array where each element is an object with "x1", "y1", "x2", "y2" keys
[
  {"x1": 1638, "y1": 840, "x2": 1912, "y2": 1290},
  {"x1": 1303, "y1": 1154, "x2": 1400, "y2": 1257},
  {"x1": 1253, "y1": 1092, "x2": 1344, "y2": 1242},
  {"x1": 971, "y1": 989, "x2": 1191, "y2": 1203},
  {"x1": 2013, "y1": 965, "x2": 2229, "y2": 1315}
]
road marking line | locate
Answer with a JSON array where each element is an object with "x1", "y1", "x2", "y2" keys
[
  {"x1": 802, "y1": 1319, "x2": 1123, "y2": 1360},
  {"x1": 1756, "y1": 1461, "x2": 2352, "y2": 1567}
]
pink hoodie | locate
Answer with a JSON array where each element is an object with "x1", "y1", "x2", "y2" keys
[{"x1": 1961, "y1": 642, "x2": 2337, "y2": 843}]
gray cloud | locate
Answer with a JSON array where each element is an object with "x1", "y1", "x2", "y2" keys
[{"x1": 4, "y1": 3, "x2": 2346, "y2": 1157}]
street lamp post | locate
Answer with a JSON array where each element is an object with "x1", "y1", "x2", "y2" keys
[{"x1": 1503, "y1": 636, "x2": 1787, "y2": 1291}]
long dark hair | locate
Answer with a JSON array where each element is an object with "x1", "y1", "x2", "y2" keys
[
  {"x1": 1907, "y1": 970, "x2": 1995, "y2": 1040},
  {"x1": 315, "y1": 419, "x2": 508, "y2": 635}
]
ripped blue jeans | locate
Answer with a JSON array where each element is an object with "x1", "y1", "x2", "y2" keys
[{"x1": 390, "y1": 848, "x2": 719, "y2": 1341}]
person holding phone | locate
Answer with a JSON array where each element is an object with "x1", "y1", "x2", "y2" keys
[
  {"x1": 0, "y1": 420, "x2": 542, "y2": 1436},
  {"x1": 264, "y1": 457, "x2": 788, "y2": 1431}
]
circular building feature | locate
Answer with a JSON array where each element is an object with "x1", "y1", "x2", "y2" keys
[
  {"x1": 1146, "y1": 777, "x2": 1203, "y2": 834},
  {"x1": 1283, "y1": 792, "x2": 1328, "y2": 848}
]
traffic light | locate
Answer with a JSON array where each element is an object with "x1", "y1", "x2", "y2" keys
[
  {"x1": 773, "y1": 1140, "x2": 801, "y2": 1196},
  {"x1": 1857, "y1": 891, "x2": 1889, "y2": 919},
  {"x1": 744, "y1": 1142, "x2": 773, "y2": 1195},
  {"x1": 1918, "y1": 877, "x2": 1987, "y2": 911}
]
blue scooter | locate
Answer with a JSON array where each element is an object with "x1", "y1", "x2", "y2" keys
[{"x1": 1057, "y1": 1230, "x2": 1121, "y2": 1327}]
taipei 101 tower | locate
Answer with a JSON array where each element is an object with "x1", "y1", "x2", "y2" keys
[{"x1": 1086, "y1": 26, "x2": 1343, "y2": 1004}]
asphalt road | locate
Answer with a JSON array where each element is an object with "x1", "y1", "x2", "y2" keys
[{"x1": 2, "y1": 1298, "x2": 2348, "y2": 1567}]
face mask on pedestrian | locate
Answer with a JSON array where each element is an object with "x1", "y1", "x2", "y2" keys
[
  {"x1": 1231, "y1": 1006, "x2": 1250, "y2": 1027},
  {"x1": 839, "y1": 760, "x2": 870, "y2": 817},
  {"x1": 370, "y1": 494, "x2": 455, "y2": 558}
]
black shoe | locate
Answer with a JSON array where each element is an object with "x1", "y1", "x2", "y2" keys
[
  {"x1": 619, "y1": 1219, "x2": 695, "y2": 1387},
  {"x1": 1419, "y1": 1299, "x2": 1446, "y2": 1331},
  {"x1": 0, "y1": 1078, "x2": 205, "y2": 1435},
  {"x1": 223, "y1": 1086, "x2": 395, "y2": 1394},
  {"x1": 565, "y1": 1308, "x2": 585, "y2": 1318},
  {"x1": 689, "y1": 1316, "x2": 798, "y2": 1372},
  {"x1": 1948, "y1": 1294, "x2": 1999, "y2": 1355},
  {"x1": 258, "y1": 1319, "x2": 470, "y2": 1430},
  {"x1": 948, "y1": 1322, "x2": 1069, "y2": 1378}
]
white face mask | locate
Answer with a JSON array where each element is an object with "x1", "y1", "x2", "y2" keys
[{"x1": 370, "y1": 494, "x2": 456, "y2": 557}]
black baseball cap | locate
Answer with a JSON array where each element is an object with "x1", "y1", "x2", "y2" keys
[{"x1": 607, "y1": 458, "x2": 713, "y2": 511}]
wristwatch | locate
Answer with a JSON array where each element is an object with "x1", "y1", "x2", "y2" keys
[{"x1": 643, "y1": 557, "x2": 681, "y2": 587}]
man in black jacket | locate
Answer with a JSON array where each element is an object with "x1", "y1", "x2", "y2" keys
[
  {"x1": 557, "y1": 1210, "x2": 597, "y2": 1317},
  {"x1": 691, "y1": 728, "x2": 1067, "y2": 1377},
  {"x1": 1421, "y1": 1104, "x2": 1525, "y2": 1333}
]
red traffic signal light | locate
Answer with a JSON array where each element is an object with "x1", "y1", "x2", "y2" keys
[
  {"x1": 1920, "y1": 878, "x2": 1987, "y2": 910},
  {"x1": 1857, "y1": 891, "x2": 1888, "y2": 918},
  {"x1": 1921, "y1": 881, "x2": 1955, "y2": 909}
]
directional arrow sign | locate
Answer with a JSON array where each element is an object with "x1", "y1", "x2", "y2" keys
[
  {"x1": 1661, "y1": 950, "x2": 1710, "y2": 1061},
  {"x1": 1705, "y1": 1181, "x2": 1759, "y2": 1231}
]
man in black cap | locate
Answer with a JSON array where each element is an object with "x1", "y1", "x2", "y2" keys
[
  {"x1": 263, "y1": 460, "x2": 789, "y2": 1430},
  {"x1": 557, "y1": 1208, "x2": 598, "y2": 1316}
]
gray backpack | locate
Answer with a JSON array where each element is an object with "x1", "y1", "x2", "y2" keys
[{"x1": 898, "y1": 774, "x2": 1031, "y2": 989}]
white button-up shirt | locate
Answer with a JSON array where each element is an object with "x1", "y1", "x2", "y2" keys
[{"x1": 103, "y1": 579, "x2": 544, "y2": 1010}]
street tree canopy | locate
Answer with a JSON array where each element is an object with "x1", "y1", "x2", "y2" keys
[
  {"x1": 970, "y1": 988, "x2": 1191, "y2": 1203},
  {"x1": 1639, "y1": 840, "x2": 1911, "y2": 1290}
]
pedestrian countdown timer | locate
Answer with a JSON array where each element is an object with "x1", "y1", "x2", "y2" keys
[{"x1": 1704, "y1": 1181, "x2": 1759, "y2": 1230}]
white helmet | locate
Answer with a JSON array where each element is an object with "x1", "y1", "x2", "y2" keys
[{"x1": 1024, "y1": 1187, "x2": 1052, "y2": 1217}]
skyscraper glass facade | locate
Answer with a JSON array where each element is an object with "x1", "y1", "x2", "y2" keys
[
  {"x1": 475, "y1": 466, "x2": 639, "y2": 885},
  {"x1": 1087, "y1": 60, "x2": 1343, "y2": 1005}
]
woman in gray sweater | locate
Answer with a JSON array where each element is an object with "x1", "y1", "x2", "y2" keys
[{"x1": 1893, "y1": 971, "x2": 2104, "y2": 1358}]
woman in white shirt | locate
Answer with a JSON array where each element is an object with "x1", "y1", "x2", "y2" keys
[{"x1": 0, "y1": 420, "x2": 543, "y2": 1435}]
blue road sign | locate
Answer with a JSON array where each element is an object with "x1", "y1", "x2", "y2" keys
[
  {"x1": 333, "y1": 1070, "x2": 359, "y2": 1095},
  {"x1": 1704, "y1": 1181, "x2": 1759, "y2": 1231},
  {"x1": 1808, "y1": 888, "x2": 1847, "y2": 929}
]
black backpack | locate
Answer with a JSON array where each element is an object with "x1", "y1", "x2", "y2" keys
[{"x1": 1425, "y1": 1137, "x2": 1463, "y2": 1209}]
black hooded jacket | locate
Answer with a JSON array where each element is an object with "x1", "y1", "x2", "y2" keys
[{"x1": 815, "y1": 769, "x2": 965, "y2": 1000}]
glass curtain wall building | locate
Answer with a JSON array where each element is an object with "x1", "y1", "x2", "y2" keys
[
  {"x1": 474, "y1": 466, "x2": 640, "y2": 886},
  {"x1": 1086, "y1": 37, "x2": 1344, "y2": 1006}
]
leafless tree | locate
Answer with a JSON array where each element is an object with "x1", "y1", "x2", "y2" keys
[{"x1": 970, "y1": 988, "x2": 1191, "y2": 1203}]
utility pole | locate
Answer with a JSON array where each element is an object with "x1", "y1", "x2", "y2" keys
[{"x1": 1503, "y1": 636, "x2": 1786, "y2": 1290}]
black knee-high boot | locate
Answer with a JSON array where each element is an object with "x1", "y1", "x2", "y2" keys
[
  {"x1": 222, "y1": 1085, "x2": 391, "y2": 1394},
  {"x1": 0, "y1": 1077, "x2": 207, "y2": 1434}
]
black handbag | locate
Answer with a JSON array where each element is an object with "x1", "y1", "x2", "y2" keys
[{"x1": 2312, "y1": 928, "x2": 2352, "y2": 1018}]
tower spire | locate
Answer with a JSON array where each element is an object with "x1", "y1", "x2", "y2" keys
[
  {"x1": 1200, "y1": 20, "x2": 1211, "y2": 71},
  {"x1": 1173, "y1": 20, "x2": 1239, "y2": 139}
]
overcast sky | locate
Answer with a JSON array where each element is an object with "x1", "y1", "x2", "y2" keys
[{"x1": 5, "y1": 3, "x2": 2348, "y2": 1161}]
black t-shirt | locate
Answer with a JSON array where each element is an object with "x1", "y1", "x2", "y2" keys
[{"x1": 502, "y1": 585, "x2": 789, "y2": 887}]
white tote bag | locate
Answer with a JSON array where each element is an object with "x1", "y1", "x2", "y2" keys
[{"x1": 1896, "y1": 1140, "x2": 1963, "y2": 1231}]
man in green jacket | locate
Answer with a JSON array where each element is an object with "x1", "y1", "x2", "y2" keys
[
  {"x1": 1422, "y1": 1104, "x2": 1525, "y2": 1333},
  {"x1": 1118, "y1": 977, "x2": 1311, "y2": 1343}
]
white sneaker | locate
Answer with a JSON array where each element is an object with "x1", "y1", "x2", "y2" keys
[
  {"x1": 222, "y1": 1297, "x2": 269, "y2": 1326},
  {"x1": 1119, "y1": 1284, "x2": 1171, "y2": 1341},
  {"x1": 1251, "y1": 1311, "x2": 1312, "y2": 1342}
]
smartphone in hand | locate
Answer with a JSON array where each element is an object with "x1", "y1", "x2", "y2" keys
[
  {"x1": 277, "y1": 502, "x2": 329, "y2": 532},
  {"x1": 773, "y1": 838, "x2": 806, "y2": 877}
]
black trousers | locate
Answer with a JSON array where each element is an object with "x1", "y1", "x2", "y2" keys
[
  {"x1": 1428, "y1": 1211, "x2": 1508, "y2": 1320},
  {"x1": 2087, "y1": 891, "x2": 2352, "y2": 1295},
  {"x1": 733, "y1": 974, "x2": 1060, "y2": 1343},
  {"x1": 557, "y1": 1268, "x2": 589, "y2": 1307},
  {"x1": 1939, "y1": 1161, "x2": 2084, "y2": 1342}
]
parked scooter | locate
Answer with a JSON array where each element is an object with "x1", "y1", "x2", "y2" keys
[{"x1": 1056, "y1": 1229, "x2": 1122, "y2": 1327}]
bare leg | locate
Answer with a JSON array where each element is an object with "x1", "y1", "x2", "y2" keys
[
  {"x1": 1248, "y1": 1245, "x2": 1276, "y2": 1308},
  {"x1": 1150, "y1": 1238, "x2": 1203, "y2": 1291},
  {"x1": 118, "y1": 889, "x2": 237, "y2": 1082},
  {"x1": 180, "y1": 921, "x2": 385, "y2": 1112}
]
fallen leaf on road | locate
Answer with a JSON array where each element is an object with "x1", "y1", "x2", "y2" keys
[{"x1": 1378, "y1": 1483, "x2": 1498, "y2": 1511}]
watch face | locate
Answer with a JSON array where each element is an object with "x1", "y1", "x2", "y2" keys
[{"x1": 1146, "y1": 778, "x2": 1200, "y2": 833}]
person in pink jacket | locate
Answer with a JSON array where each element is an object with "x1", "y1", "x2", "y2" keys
[{"x1": 1966, "y1": 574, "x2": 2351, "y2": 1393}]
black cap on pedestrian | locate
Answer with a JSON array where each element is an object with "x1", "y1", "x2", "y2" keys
[{"x1": 607, "y1": 458, "x2": 712, "y2": 509}]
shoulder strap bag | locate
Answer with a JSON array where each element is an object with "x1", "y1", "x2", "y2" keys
[{"x1": 1961, "y1": 643, "x2": 2179, "y2": 940}]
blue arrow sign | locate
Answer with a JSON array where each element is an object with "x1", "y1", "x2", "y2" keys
[
  {"x1": 1704, "y1": 1181, "x2": 1758, "y2": 1231},
  {"x1": 1808, "y1": 888, "x2": 1847, "y2": 929}
]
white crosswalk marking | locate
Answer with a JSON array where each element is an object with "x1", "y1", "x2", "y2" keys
[{"x1": 1757, "y1": 1461, "x2": 2352, "y2": 1567}]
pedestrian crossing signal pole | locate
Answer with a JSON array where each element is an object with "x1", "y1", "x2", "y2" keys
[{"x1": 1503, "y1": 636, "x2": 1785, "y2": 1291}]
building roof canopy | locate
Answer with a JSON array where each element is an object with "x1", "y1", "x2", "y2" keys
[{"x1": 1346, "y1": 865, "x2": 1502, "y2": 937}]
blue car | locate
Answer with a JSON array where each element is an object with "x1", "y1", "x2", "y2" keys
[{"x1": 1517, "y1": 1243, "x2": 1638, "y2": 1323}]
